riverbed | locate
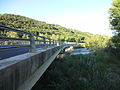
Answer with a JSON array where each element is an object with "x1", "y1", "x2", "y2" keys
[{"x1": 70, "y1": 48, "x2": 91, "y2": 55}]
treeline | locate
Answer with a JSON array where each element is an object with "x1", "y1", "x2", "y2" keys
[
  {"x1": 0, "y1": 14, "x2": 109, "y2": 50},
  {"x1": 108, "y1": 0, "x2": 120, "y2": 56}
]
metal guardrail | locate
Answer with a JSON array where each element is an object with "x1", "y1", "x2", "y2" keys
[{"x1": 0, "y1": 24, "x2": 65, "y2": 52}]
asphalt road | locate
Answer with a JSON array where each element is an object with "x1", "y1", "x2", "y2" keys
[
  {"x1": 0, "y1": 44, "x2": 55, "y2": 60},
  {"x1": 0, "y1": 45, "x2": 47, "y2": 60},
  {"x1": 0, "y1": 47, "x2": 30, "y2": 60}
]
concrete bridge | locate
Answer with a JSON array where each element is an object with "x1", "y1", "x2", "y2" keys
[{"x1": 0, "y1": 25, "x2": 76, "y2": 90}]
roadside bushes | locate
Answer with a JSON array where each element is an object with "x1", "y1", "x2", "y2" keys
[{"x1": 36, "y1": 52, "x2": 120, "y2": 90}]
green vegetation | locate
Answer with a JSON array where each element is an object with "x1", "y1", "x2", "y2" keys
[
  {"x1": 85, "y1": 34, "x2": 109, "y2": 51},
  {"x1": 1, "y1": 4, "x2": 120, "y2": 89},
  {"x1": 0, "y1": 14, "x2": 92, "y2": 42},
  {"x1": 32, "y1": 1, "x2": 120, "y2": 89},
  {"x1": 32, "y1": 52, "x2": 120, "y2": 90},
  {"x1": 109, "y1": 0, "x2": 120, "y2": 56},
  {"x1": 0, "y1": 14, "x2": 109, "y2": 51}
]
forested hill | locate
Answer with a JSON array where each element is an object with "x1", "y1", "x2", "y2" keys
[{"x1": 0, "y1": 14, "x2": 109, "y2": 48}]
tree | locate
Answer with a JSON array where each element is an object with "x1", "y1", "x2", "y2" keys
[
  {"x1": 6, "y1": 31, "x2": 18, "y2": 38},
  {"x1": 109, "y1": 0, "x2": 120, "y2": 32},
  {"x1": 109, "y1": 0, "x2": 120, "y2": 55}
]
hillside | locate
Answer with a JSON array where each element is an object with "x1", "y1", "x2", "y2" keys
[
  {"x1": 0, "y1": 14, "x2": 93, "y2": 42},
  {"x1": 0, "y1": 14, "x2": 110, "y2": 50}
]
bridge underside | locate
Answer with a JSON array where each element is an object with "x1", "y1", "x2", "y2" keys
[{"x1": 0, "y1": 45, "x2": 68, "y2": 90}]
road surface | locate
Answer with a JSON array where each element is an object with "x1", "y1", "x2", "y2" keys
[{"x1": 0, "y1": 45, "x2": 47, "y2": 60}]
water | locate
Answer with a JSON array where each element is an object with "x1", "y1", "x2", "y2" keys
[{"x1": 70, "y1": 48, "x2": 91, "y2": 55}]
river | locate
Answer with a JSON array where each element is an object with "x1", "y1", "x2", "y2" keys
[{"x1": 70, "y1": 48, "x2": 91, "y2": 55}]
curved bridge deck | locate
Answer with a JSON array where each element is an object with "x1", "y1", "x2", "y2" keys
[{"x1": 0, "y1": 45, "x2": 72, "y2": 90}]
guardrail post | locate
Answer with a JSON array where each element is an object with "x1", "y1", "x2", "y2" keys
[
  {"x1": 53, "y1": 40, "x2": 54, "y2": 46},
  {"x1": 43, "y1": 37, "x2": 47, "y2": 49},
  {"x1": 29, "y1": 34, "x2": 36, "y2": 52},
  {"x1": 49, "y1": 39, "x2": 51, "y2": 47},
  {"x1": 57, "y1": 41, "x2": 59, "y2": 46}
]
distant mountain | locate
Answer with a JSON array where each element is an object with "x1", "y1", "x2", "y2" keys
[{"x1": 0, "y1": 14, "x2": 95, "y2": 42}]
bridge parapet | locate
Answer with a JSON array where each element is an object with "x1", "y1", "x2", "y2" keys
[
  {"x1": 0, "y1": 45, "x2": 70, "y2": 90},
  {"x1": 0, "y1": 25, "x2": 77, "y2": 90}
]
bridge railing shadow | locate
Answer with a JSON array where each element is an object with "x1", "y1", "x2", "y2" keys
[{"x1": 0, "y1": 24, "x2": 73, "y2": 52}]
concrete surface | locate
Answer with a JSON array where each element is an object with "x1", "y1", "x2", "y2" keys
[{"x1": 0, "y1": 45, "x2": 67, "y2": 90}]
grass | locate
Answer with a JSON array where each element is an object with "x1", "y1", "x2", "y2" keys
[{"x1": 32, "y1": 51, "x2": 120, "y2": 90}]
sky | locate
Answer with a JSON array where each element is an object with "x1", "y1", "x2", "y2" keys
[{"x1": 0, "y1": 0, "x2": 113, "y2": 36}]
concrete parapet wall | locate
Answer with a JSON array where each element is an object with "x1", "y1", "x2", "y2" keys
[{"x1": 0, "y1": 45, "x2": 65, "y2": 90}]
